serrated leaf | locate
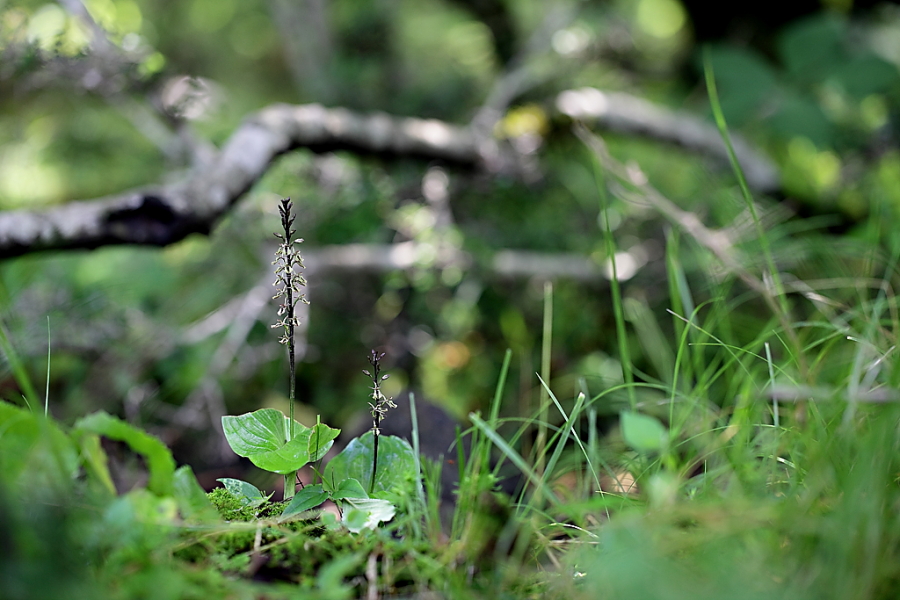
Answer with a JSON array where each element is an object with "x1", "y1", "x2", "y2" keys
[
  {"x1": 77, "y1": 432, "x2": 116, "y2": 496},
  {"x1": 221, "y1": 408, "x2": 314, "y2": 474},
  {"x1": 323, "y1": 432, "x2": 416, "y2": 500},
  {"x1": 217, "y1": 478, "x2": 270, "y2": 507},
  {"x1": 73, "y1": 411, "x2": 175, "y2": 496},
  {"x1": 621, "y1": 411, "x2": 668, "y2": 453},
  {"x1": 281, "y1": 484, "x2": 329, "y2": 519},
  {"x1": 341, "y1": 497, "x2": 395, "y2": 532}
]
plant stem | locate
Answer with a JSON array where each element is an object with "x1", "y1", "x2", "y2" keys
[{"x1": 371, "y1": 429, "x2": 379, "y2": 496}]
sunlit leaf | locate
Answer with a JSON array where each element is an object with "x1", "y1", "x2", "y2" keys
[
  {"x1": 221, "y1": 408, "x2": 315, "y2": 474},
  {"x1": 620, "y1": 411, "x2": 668, "y2": 453}
]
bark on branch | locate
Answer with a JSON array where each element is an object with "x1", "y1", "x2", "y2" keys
[
  {"x1": 0, "y1": 104, "x2": 507, "y2": 258},
  {"x1": 303, "y1": 242, "x2": 609, "y2": 282},
  {"x1": 0, "y1": 94, "x2": 779, "y2": 259},
  {"x1": 556, "y1": 88, "x2": 779, "y2": 193}
]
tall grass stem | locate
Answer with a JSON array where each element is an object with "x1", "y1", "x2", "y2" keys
[
  {"x1": 45, "y1": 317, "x2": 50, "y2": 417},
  {"x1": 702, "y1": 48, "x2": 805, "y2": 377},
  {"x1": 535, "y1": 281, "x2": 553, "y2": 475}
]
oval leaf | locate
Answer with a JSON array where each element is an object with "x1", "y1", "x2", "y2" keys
[
  {"x1": 331, "y1": 478, "x2": 368, "y2": 500},
  {"x1": 620, "y1": 411, "x2": 668, "y2": 453},
  {"x1": 222, "y1": 409, "x2": 314, "y2": 474},
  {"x1": 323, "y1": 432, "x2": 416, "y2": 500},
  {"x1": 222, "y1": 408, "x2": 294, "y2": 455},
  {"x1": 281, "y1": 484, "x2": 329, "y2": 519}
]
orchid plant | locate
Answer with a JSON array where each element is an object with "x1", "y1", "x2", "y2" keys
[{"x1": 219, "y1": 198, "x2": 416, "y2": 532}]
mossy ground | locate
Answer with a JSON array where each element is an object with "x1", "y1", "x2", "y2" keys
[{"x1": 189, "y1": 487, "x2": 469, "y2": 595}]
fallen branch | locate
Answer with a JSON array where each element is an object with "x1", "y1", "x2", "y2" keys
[
  {"x1": 557, "y1": 87, "x2": 779, "y2": 193},
  {"x1": 0, "y1": 104, "x2": 510, "y2": 258},
  {"x1": 302, "y1": 242, "x2": 609, "y2": 283},
  {"x1": 0, "y1": 92, "x2": 779, "y2": 259}
]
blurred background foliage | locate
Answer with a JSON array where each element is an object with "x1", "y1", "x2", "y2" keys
[{"x1": 2, "y1": 0, "x2": 900, "y2": 476}]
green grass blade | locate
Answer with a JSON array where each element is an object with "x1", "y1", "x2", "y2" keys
[
  {"x1": 469, "y1": 413, "x2": 560, "y2": 508},
  {"x1": 408, "y1": 391, "x2": 425, "y2": 538},
  {"x1": 703, "y1": 47, "x2": 803, "y2": 375}
]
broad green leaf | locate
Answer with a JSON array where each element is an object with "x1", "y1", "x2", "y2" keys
[
  {"x1": 323, "y1": 432, "x2": 416, "y2": 500},
  {"x1": 222, "y1": 408, "x2": 315, "y2": 474},
  {"x1": 222, "y1": 408, "x2": 295, "y2": 454},
  {"x1": 341, "y1": 497, "x2": 395, "y2": 532},
  {"x1": 331, "y1": 478, "x2": 368, "y2": 500},
  {"x1": 175, "y1": 466, "x2": 220, "y2": 522},
  {"x1": 73, "y1": 411, "x2": 176, "y2": 496},
  {"x1": 217, "y1": 478, "x2": 270, "y2": 507},
  {"x1": 767, "y1": 91, "x2": 833, "y2": 147},
  {"x1": 831, "y1": 55, "x2": 899, "y2": 100},
  {"x1": 778, "y1": 14, "x2": 844, "y2": 81},
  {"x1": 620, "y1": 411, "x2": 668, "y2": 453},
  {"x1": 0, "y1": 401, "x2": 79, "y2": 495},
  {"x1": 280, "y1": 484, "x2": 329, "y2": 519}
]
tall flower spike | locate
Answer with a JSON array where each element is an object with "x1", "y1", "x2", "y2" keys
[
  {"x1": 364, "y1": 350, "x2": 395, "y2": 494},
  {"x1": 271, "y1": 197, "x2": 308, "y2": 500},
  {"x1": 272, "y1": 198, "x2": 309, "y2": 346}
]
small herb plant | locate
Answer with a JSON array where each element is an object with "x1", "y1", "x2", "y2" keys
[{"x1": 220, "y1": 198, "x2": 417, "y2": 532}]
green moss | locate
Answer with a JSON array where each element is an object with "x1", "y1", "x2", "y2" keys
[
  {"x1": 207, "y1": 487, "x2": 295, "y2": 521},
  {"x1": 197, "y1": 488, "x2": 447, "y2": 591}
]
